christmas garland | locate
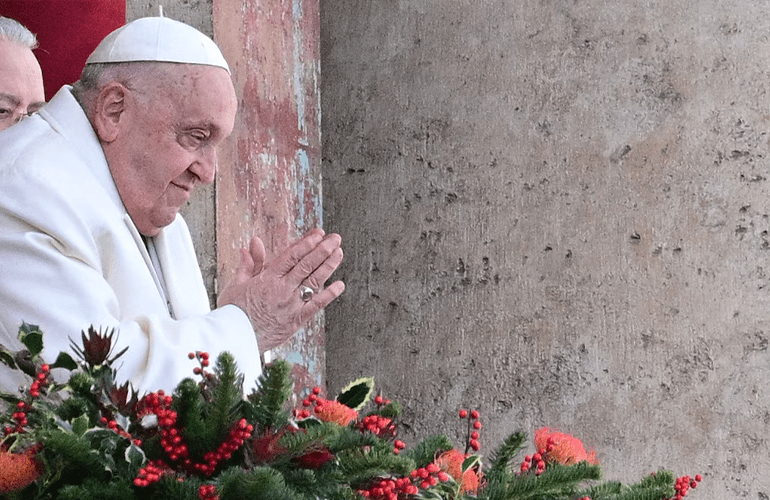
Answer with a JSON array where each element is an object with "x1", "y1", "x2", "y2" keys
[{"x1": 0, "y1": 324, "x2": 703, "y2": 500}]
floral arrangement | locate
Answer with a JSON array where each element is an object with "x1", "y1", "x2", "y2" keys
[{"x1": 0, "y1": 323, "x2": 703, "y2": 500}]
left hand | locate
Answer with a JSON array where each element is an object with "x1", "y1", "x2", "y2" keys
[{"x1": 217, "y1": 228, "x2": 345, "y2": 352}]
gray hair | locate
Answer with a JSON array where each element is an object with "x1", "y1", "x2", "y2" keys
[
  {"x1": 71, "y1": 62, "x2": 182, "y2": 114},
  {"x1": 0, "y1": 16, "x2": 38, "y2": 50}
]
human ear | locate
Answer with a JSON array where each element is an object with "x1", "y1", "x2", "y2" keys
[{"x1": 92, "y1": 82, "x2": 128, "y2": 143}]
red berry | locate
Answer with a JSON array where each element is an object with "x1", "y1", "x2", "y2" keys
[
  {"x1": 459, "y1": 409, "x2": 468, "y2": 418},
  {"x1": 473, "y1": 421, "x2": 482, "y2": 429},
  {"x1": 471, "y1": 431, "x2": 479, "y2": 439},
  {"x1": 470, "y1": 410, "x2": 479, "y2": 419}
]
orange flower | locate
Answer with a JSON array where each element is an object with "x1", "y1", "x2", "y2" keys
[
  {"x1": 434, "y1": 449, "x2": 482, "y2": 494},
  {"x1": 0, "y1": 447, "x2": 43, "y2": 493},
  {"x1": 313, "y1": 399, "x2": 358, "y2": 427},
  {"x1": 534, "y1": 427, "x2": 598, "y2": 466}
]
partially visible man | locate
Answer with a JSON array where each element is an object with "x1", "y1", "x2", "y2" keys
[
  {"x1": 0, "y1": 16, "x2": 45, "y2": 132},
  {"x1": 0, "y1": 16, "x2": 344, "y2": 395}
]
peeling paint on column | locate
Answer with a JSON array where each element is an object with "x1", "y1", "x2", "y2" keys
[{"x1": 213, "y1": 0, "x2": 325, "y2": 395}]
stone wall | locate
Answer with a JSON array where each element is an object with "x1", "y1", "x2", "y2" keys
[{"x1": 321, "y1": 1, "x2": 770, "y2": 497}]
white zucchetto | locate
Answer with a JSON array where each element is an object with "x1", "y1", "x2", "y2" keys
[{"x1": 85, "y1": 16, "x2": 230, "y2": 74}]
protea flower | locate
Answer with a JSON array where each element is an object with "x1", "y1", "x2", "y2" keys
[
  {"x1": 313, "y1": 399, "x2": 358, "y2": 427},
  {"x1": 70, "y1": 326, "x2": 127, "y2": 367},
  {"x1": 108, "y1": 381, "x2": 139, "y2": 414},
  {"x1": 534, "y1": 427, "x2": 598, "y2": 465},
  {"x1": 0, "y1": 447, "x2": 43, "y2": 494},
  {"x1": 434, "y1": 448, "x2": 482, "y2": 494}
]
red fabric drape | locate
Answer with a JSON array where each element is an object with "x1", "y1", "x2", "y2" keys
[{"x1": 0, "y1": 0, "x2": 125, "y2": 101}]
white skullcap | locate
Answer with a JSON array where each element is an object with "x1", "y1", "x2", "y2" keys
[{"x1": 85, "y1": 16, "x2": 230, "y2": 73}]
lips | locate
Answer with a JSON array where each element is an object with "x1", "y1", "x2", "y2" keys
[{"x1": 171, "y1": 180, "x2": 194, "y2": 192}]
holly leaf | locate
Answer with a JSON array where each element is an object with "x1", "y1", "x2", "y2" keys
[
  {"x1": 51, "y1": 351, "x2": 78, "y2": 371},
  {"x1": 336, "y1": 377, "x2": 375, "y2": 411},
  {"x1": 462, "y1": 454, "x2": 481, "y2": 472},
  {"x1": 18, "y1": 322, "x2": 44, "y2": 357},
  {"x1": 71, "y1": 414, "x2": 90, "y2": 437},
  {"x1": 125, "y1": 443, "x2": 145, "y2": 471},
  {"x1": 0, "y1": 344, "x2": 16, "y2": 369}
]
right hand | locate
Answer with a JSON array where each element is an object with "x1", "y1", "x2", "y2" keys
[{"x1": 217, "y1": 228, "x2": 345, "y2": 352}]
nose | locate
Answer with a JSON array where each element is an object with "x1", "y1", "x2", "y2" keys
[{"x1": 190, "y1": 146, "x2": 217, "y2": 185}]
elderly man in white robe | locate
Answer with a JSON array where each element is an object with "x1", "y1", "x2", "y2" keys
[
  {"x1": 0, "y1": 16, "x2": 344, "y2": 395},
  {"x1": 0, "y1": 16, "x2": 46, "y2": 132}
]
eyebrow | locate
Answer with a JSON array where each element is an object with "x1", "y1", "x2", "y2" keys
[
  {"x1": 0, "y1": 93, "x2": 46, "y2": 112},
  {"x1": 27, "y1": 101, "x2": 46, "y2": 113},
  {"x1": 0, "y1": 93, "x2": 21, "y2": 106}
]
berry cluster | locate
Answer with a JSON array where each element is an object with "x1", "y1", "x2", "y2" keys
[
  {"x1": 132, "y1": 460, "x2": 170, "y2": 487},
  {"x1": 297, "y1": 386, "x2": 323, "y2": 419},
  {"x1": 188, "y1": 351, "x2": 212, "y2": 379},
  {"x1": 194, "y1": 418, "x2": 253, "y2": 475},
  {"x1": 356, "y1": 462, "x2": 456, "y2": 500},
  {"x1": 198, "y1": 483, "x2": 220, "y2": 500},
  {"x1": 3, "y1": 364, "x2": 50, "y2": 436},
  {"x1": 458, "y1": 409, "x2": 482, "y2": 452},
  {"x1": 357, "y1": 477, "x2": 419, "y2": 500},
  {"x1": 666, "y1": 474, "x2": 702, "y2": 500},
  {"x1": 519, "y1": 452, "x2": 547, "y2": 475},
  {"x1": 411, "y1": 463, "x2": 451, "y2": 489},
  {"x1": 358, "y1": 414, "x2": 397, "y2": 439},
  {"x1": 99, "y1": 416, "x2": 138, "y2": 444},
  {"x1": 133, "y1": 384, "x2": 254, "y2": 484},
  {"x1": 28, "y1": 364, "x2": 50, "y2": 398}
]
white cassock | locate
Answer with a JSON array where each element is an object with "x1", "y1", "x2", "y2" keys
[{"x1": 0, "y1": 87, "x2": 262, "y2": 395}]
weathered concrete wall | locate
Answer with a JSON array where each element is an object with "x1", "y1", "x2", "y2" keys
[
  {"x1": 321, "y1": 1, "x2": 770, "y2": 496},
  {"x1": 127, "y1": 0, "x2": 218, "y2": 307},
  {"x1": 213, "y1": 0, "x2": 325, "y2": 391}
]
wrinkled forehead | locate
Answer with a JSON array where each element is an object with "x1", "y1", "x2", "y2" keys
[
  {"x1": 110, "y1": 62, "x2": 236, "y2": 113},
  {"x1": 135, "y1": 63, "x2": 238, "y2": 134},
  {"x1": 0, "y1": 39, "x2": 45, "y2": 104}
]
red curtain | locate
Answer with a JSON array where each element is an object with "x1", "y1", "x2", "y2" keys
[{"x1": 0, "y1": 0, "x2": 126, "y2": 100}]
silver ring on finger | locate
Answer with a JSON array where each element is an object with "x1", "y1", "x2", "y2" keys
[{"x1": 299, "y1": 285, "x2": 315, "y2": 302}]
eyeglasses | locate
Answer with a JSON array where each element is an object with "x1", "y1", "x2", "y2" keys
[{"x1": 15, "y1": 110, "x2": 37, "y2": 123}]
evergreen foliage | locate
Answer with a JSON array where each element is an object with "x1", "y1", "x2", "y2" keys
[
  {"x1": 245, "y1": 360, "x2": 293, "y2": 430},
  {"x1": 0, "y1": 325, "x2": 702, "y2": 500}
]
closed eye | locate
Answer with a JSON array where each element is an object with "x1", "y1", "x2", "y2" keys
[{"x1": 178, "y1": 129, "x2": 211, "y2": 149}]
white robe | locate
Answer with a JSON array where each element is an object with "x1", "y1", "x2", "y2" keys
[{"x1": 0, "y1": 87, "x2": 262, "y2": 395}]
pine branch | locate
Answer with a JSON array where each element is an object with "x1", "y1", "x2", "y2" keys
[
  {"x1": 584, "y1": 470, "x2": 676, "y2": 500},
  {"x1": 401, "y1": 434, "x2": 454, "y2": 468},
  {"x1": 275, "y1": 421, "x2": 341, "y2": 459},
  {"x1": 205, "y1": 352, "x2": 244, "y2": 432},
  {"x1": 216, "y1": 465, "x2": 306, "y2": 500},
  {"x1": 172, "y1": 378, "x2": 212, "y2": 459},
  {"x1": 245, "y1": 360, "x2": 294, "y2": 431},
  {"x1": 334, "y1": 442, "x2": 416, "y2": 486},
  {"x1": 492, "y1": 462, "x2": 602, "y2": 500},
  {"x1": 56, "y1": 477, "x2": 137, "y2": 500},
  {"x1": 326, "y1": 426, "x2": 381, "y2": 454},
  {"x1": 487, "y1": 431, "x2": 527, "y2": 477}
]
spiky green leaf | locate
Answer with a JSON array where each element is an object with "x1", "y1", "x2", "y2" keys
[{"x1": 337, "y1": 377, "x2": 374, "y2": 411}]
